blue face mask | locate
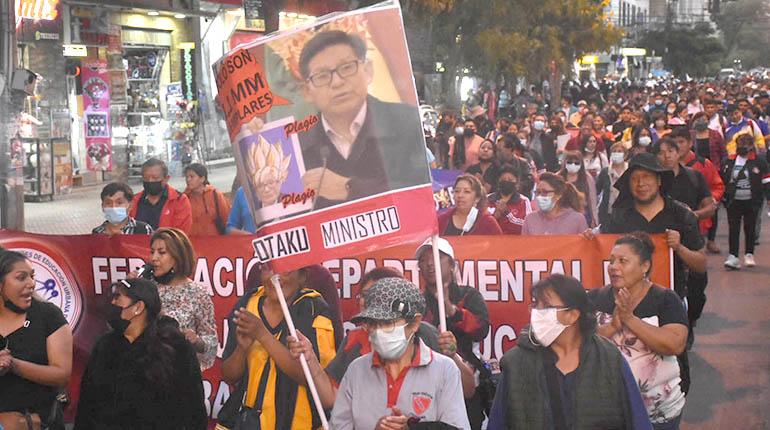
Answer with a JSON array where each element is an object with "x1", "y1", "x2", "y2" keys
[{"x1": 104, "y1": 207, "x2": 128, "y2": 224}]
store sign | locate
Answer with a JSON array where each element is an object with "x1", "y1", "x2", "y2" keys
[
  {"x1": 243, "y1": 0, "x2": 265, "y2": 29},
  {"x1": 34, "y1": 30, "x2": 59, "y2": 40},
  {"x1": 63, "y1": 44, "x2": 87, "y2": 57},
  {"x1": 180, "y1": 43, "x2": 196, "y2": 101},
  {"x1": 620, "y1": 47, "x2": 647, "y2": 57},
  {"x1": 16, "y1": 0, "x2": 60, "y2": 21}
]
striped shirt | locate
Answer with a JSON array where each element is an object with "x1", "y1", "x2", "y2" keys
[{"x1": 92, "y1": 217, "x2": 153, "y2": 235}]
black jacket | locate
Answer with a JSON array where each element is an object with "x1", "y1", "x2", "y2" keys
[
  {"x1": 74, "y1": 325, "x2": 207, "y2": 430},
  {"x1": 720, "y1": 154, "x2": 770, "y2": 206}
]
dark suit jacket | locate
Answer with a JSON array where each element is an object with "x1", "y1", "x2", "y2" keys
[{"x1": 300, "y1": 95, "x2": 431, "y2": 208}]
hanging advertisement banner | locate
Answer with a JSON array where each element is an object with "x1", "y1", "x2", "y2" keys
[{"x1": 81, "y1": 58, "x2": 112, "y2": 170}]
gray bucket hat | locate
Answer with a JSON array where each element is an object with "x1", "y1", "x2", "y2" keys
[{"x1": 350, "y1": 277, "x2": 426, "y2": 324}]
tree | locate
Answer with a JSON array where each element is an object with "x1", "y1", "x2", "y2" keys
[
  {"x1": 713, "y1": 0, "x2": 770, "y2": 70},
  {"x1": 639, "y1": 23, "x2": 725, "y2": 77},
  {"x1": 473, "y1": 0, "x2": 623, "y2": 109}
]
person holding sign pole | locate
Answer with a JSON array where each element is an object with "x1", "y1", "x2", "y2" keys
[
  {"x1": 219, "y1": 265, "x2": 336, "y2": 430},
  {"x1": 417, "y1": 237, "x2": 491, "y2": 429},
  {"x1": 328, "y1": 277, "x2": 470, "y2": 429},
  {"x1": 286, "y1": 267, "x2": 477, "y2": 409}
]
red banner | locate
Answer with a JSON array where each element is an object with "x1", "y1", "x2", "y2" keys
[{"x1": 0, "y1": 231, "x2": 670, "y2": 424}]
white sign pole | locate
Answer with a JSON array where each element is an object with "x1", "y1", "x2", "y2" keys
[
  {"x1": 270, "y1": 275, "x2": 329, "y2": 430},
  {"x1": 431, "y1": 234, "x2": 447, "y2": 332}
]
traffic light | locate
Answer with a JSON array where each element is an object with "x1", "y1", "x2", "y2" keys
[{"x1": 65, "y1": 59, "x2": 82, "y2": 95}]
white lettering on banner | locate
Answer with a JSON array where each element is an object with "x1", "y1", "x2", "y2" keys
[
  {"x1": 91, "y1": 257, "x2": 144, "y2": 294},
  {"x1": 321, "y1": 206, "x2": 401, "y2": 249},
  {"x1": 252, "y1": 227, "x2": 310, "y2": 262},
  {"x1": 217, "y1": 317, "x2": 230, "y2": 359},
  {"x1": 93, "y1": 257, "x2": 260, "y2": 298},
  {"x1": 329, "y1": 258, "x2": 585, "y2": 303},
  {"x1": 480, "y1": 324, "x2": 518, "y2": 360},
  {"x1": 203, "y1": 379, "x2": 231, "y2": 420}
]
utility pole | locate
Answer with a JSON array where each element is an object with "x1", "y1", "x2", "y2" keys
[{"x1": 0, "y1": 0, "x2": 24, "y2": 230}]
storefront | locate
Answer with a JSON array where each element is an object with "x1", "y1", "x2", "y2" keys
[{"x1": 11, "y1": 0, "x2": 348, "y2": 192}]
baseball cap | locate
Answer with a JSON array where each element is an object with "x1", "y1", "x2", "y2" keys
[
  {"x1": 112, "y1": 278, "x2": 162, "y2": 318},
  {"x1": 414, "y1": 236, "x2": 454, "y2": 260},
  {"x1": 350, "y1": 277, "x2": 426, "y2": 323}
]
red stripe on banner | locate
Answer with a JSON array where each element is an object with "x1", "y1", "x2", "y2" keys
[{"x1": 256, "y1": 185, "x2": 438, "y2": 273}]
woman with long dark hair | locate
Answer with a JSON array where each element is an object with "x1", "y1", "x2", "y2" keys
[
  {"x1": 0, "y1": 250, "x2": 73, "y2": 430},
  {"x1": 558, "y1": 150, "x2": 599, "y2": 227},
  {"x1": 74, "y1": 278, "x2": 207, "y2": 429}
]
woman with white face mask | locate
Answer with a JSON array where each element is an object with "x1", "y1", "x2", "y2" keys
[
  {"x1": 559, "y1": 151, "x2": 599, "y2": 227},
  {"x1": 438, "y1": 174, "x2": 503, "y2": 236},
  {"x1": 596, "y1": 142, "x2": 630, "y2": 226},
  {"x1": 487, "y1": 274, "x2": 651, "y2": 430},
  {"x1": 588, "y1": 233, "x2": 688, "y2": 430},
  {"x1": 522, "y1": 172, "x2": 588, "y2": 235},
  {"x1": 330, "y1": 278, "x2": 471, "y2": 430}
]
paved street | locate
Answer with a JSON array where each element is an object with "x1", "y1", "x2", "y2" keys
[
  {"x1": 23, "y1": 164, "x2": 238, "y2": 235},
  {"x1": 21, "y1": 185, "x2": 770, "y2": 428},
  {"x1": 681, "y1": 213, "x2": 770, "y2": 429}
]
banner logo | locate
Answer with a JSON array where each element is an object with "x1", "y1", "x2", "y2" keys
[{"x1": 15, "y1": 248, "x2": 83, "y2": 328}]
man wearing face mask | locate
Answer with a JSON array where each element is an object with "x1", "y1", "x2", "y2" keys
[
  {"x1": 487, "y1": 275, "x2": 651, "y2": 430},
  {"x1": 720, "y1": 134, "x2": 770, "y2": 270},
  {"x1": 330, "y1": 277, "x2": 470, "y2": 430},
  {"x1": 92, "y1": 183, "x2": 153, "y2": 236},
  {"x1": 488, "y1": 165, "x2": 533, "y2": 235},
  {"x1": 129, "y1": 158, "x2": 192, "y2": 234}
]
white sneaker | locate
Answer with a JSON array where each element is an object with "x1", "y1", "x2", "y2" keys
[
  {"x1": 744, "y1": 253, "x2": 756, "y2": 267},
  {"x1": 724, "y1": 254, "x2": 741, "y2": 270}
]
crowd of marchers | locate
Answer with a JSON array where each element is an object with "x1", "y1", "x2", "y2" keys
[{"x1": 4, "y1": 74, "x2": 770, "y2": 429}]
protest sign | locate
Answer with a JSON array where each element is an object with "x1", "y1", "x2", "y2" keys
[
  {"x1": 212, "y1": 1, "x2": 435, "y2": 273},
  {"x1": 0, "y1": 230, "x2": 671, "y2": 424}
]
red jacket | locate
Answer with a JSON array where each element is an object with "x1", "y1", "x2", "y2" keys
[
  {"x1": 129, "y1": 186, "x2": 193, "y2": 234},
  {"x1": 438, "y1": 208, "x2": 502, "y2": 235},
  {"x1": 684, "y1": 151, "x2": 724, "y2": 233}
]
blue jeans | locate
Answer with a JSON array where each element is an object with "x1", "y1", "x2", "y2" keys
[{"x1": 653, "y1": 414, "x2": 682, "y2": 430}]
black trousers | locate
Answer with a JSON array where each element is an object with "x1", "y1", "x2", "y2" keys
[
  {"x1": 707, "y1": 210, "x2": 718, "y2": 241},
  {"x1": 727, "y1": 199, "x2": 758, "y2": 256},
  {"x1": 687, "y1": 270, "x2": 708, "y2": 327}
]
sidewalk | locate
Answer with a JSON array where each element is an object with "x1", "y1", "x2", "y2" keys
[{"x1": 24, "y1": 163, "x2": 237, "y2": 235}]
